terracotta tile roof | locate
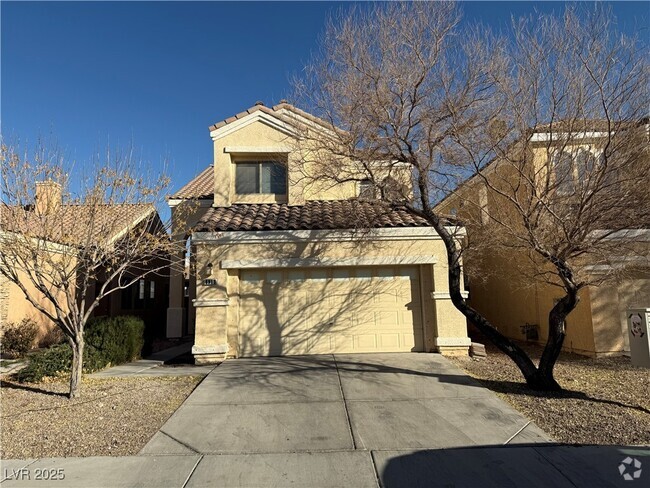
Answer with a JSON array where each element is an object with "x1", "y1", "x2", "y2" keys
[
  {"x1": 194, "y1": 200, "x2": 430, "y2": 232},
  {"x1": 1, "y1": 203, "x2": 156, "y2": 246},
  {"x1": 170, "y1": 165, "x2": 214, "y2": 199},
  {"x1": 208, "y1": 102, "x2": 334, "y2": 132}
]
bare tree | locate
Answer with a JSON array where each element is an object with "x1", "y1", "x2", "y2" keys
[
  {"x1": 292, "y1": 2, "x2": 649, "y2": 389},
  {"x1": 0, "y1": 141, "x2": 184, "y2": 397},
  {"x1": 449, "y1": 6, "x2": 650, "y2": 388}
]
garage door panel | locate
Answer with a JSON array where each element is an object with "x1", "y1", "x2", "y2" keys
[
  {"x1": 238, "y1": 266, "x2": 424, "y2": 356},
  {"x1": 402, "y1": 307, "x2": 422, "y2": 325},
  {"x1": 379, "y1": 333, "x2": 400, "y2": 348},
  {"x1": 401, "y1": 332, "x2": 416, "y2": 348},
  {"x1": 376, "y1": 310, "x2": 400, "y2": 327}
]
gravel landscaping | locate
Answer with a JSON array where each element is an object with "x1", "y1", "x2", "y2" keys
[
  {"x1": 451, "y1": 343, "x2": 650, "y2": 446},
  {"x1": 0, "y1": 375, "x2": 201, "y2": 459}
]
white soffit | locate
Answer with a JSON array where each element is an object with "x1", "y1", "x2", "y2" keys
[
  {"x1": 210, "y1": 111, "x2": 297, "y2": 140},
  {"x1": 223, "y1": 146, "x2": 292, "y2": 154},
  {"x1": 530, "y1": 131, "x2": 613, "y2": 142},
  {"x1": 220, "y1": 255, "x2": 438, "y2": 269},
  {"x1": 192, "y1": 226, "x2": 464, "y2": 244}
]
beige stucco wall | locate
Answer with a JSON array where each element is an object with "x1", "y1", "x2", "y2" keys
[
  {"x1": 166, "y1": 200, "x2": 211, "y2": 337},
  {"x1": 437, "y1": 143, "x2": 649, "y2": 357},
  {"x1": 463, "y1": 249, "x2": 598, "y2": 355},
  {"x1": 0, "y1": 260, "x2": 69, "y2": 347},
  {"x1": 211, "y1": 118, "x2": 412, "y2": 206},
  {"x1": 590, "y1": 272, "x2": 650, "y2": 355},
  {"x1": 191, "y1": 231, "x2": 469, "y2": 362}
]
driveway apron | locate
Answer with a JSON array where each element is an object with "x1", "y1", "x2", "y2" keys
[{"x1": 143, "y1": 353, "x2": 550, "y2": 456}]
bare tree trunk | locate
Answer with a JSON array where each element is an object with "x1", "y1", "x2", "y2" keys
[
  {"x1": 418, "y1": 206, "x2": 545, "y2": 385},
  {"x1": 442, "y1": 232, "x2": 542, "y2": 381},
  {"x1": 69, "y1": 337, "x2": 84, "y2": 398},
  {"x1": 532, "y1": 290, "x2": 579, "y2": 390}
]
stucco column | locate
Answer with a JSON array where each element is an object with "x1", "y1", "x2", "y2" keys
[
  {"x1": 430, "y1": 262, "x2": 471, "y2": 355},
  {"x1": 192, "y1": 244, "x2": 230, "y2": 364},
  {"x1": 166, "y1": 247, "x2": 186, "y2": 338}
]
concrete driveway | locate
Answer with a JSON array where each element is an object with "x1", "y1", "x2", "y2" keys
[
  {"x1": 138, "y1": 353, "x2": 555, "y2": 486},
  {"x1": 143, "y1": 353, "x2": 549, "y2": 455},
  {"x1": 5, "y1": 353, "x2": 648, "y2": 487}
]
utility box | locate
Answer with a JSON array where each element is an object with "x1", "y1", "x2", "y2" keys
[{"x1": 627, "y1": 308, "x2": 650, "y2": 368}]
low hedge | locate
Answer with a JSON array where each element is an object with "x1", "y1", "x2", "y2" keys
[
  {"x1": 85, "y1": 315, "x2": 145, "y2": 366},
  {"x1": 1, "y1": 318, "x2": 39, "y2": 357},
  {"x1": 15, "y1": 343, "x2": 106, "y2": 382},
  {"x1": 16, "y1": 316, "x2": 145, "y2": 383}
]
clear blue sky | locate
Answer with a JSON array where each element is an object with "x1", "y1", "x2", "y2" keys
[{"x1": 2, "y1": 1, "x2": 647, "y2": 199}]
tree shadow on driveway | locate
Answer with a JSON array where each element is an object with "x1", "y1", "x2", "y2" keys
[{"x1": 213, "y1": 354, "x2": 488, "y2": 395}]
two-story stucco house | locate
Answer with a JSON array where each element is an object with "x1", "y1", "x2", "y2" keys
[
  {"x1": 167, "y1": 102, "x2": 471, "y2": 364},
  {"x1": 436, "y1": 123, "x2": 650, "y2": 357}
]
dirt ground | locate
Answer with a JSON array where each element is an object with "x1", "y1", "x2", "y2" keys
[
  {"x1": 0, "y1": 375, "x2": 201, "y2": 458},
  {"x1": 451, "y1": 343, "x2": 650, "y2": 446}
]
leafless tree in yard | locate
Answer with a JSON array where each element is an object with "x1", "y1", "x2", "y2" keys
[
  {"x1": 292, "y1": 2, "x2": 649, "y2": 389},
  {"x1": 0, "y1": 141, "x2": 186, "y2": 397},
  {"x1": 449, "y1": 6, "x2": 649, "y2": 389}
]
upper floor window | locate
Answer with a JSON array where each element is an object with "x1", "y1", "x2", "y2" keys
[
  {"x1": 358, "y1": 176, "x2": 407, "y2": 201},
  {"x1": 552, "y1": 151, "x2": 575, "y2": 194},
  {"x1": 358, "y1": 179, "x2": 376, "y2": 199},
  {"x1": 235, "y1": 161, "x2": 287, "y2": 195},
  {"x1": 552, "y1": 148, "x2": 605, "y2": 195}
]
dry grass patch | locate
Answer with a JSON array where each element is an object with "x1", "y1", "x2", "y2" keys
[
  {"x1": 451, "y1": 343, "x2": 650, "y2": 446},
  {"x1": 1, "y1": 375, "x2": 201, "y2": 459}
]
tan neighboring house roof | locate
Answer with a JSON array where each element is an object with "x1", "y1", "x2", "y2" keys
[
  {"x1": 1, "y1": 203, "x2": 157, "y2": 247},
  {"x1": 170, "y1": 165, "x2": 214, "y2": 200},
  {"x1": 195, "y1": 200, "x2": 429, "y2": 232},
  {"x1": 532, "y1": 118, "x2": 648, "y2": 134}
]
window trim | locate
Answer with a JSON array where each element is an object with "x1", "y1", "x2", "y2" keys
[
  {"x1": 552, "y1": 150, "x2": 576, "y2": 195},
  {"x1": 552, "y1": 147, "x2": 607, "y2": 196},
  {"x1": 234, "y1": 159, "x2": 288, "y2": 196},
  {"x1": 358, "y1": 179, "x2": 376, "y2": 199}
]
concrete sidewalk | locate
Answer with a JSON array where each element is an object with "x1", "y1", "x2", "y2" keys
[
  {"x1": 89, "y1": 343, "x2": 216, "y2": 378},
  {"x1": 2, "y1": 445, "x2": 648, "y2": 487}
]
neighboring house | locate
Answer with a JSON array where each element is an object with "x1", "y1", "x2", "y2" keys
[
  {"x1": 168, "y1": 101, "x2": 470, "y2": 363},
  {"x1": 437, "y1": 125, "x2": 650, "y2": 357},
  {"x1": 0, "y1": 182, "x2": 170, "y2": 346}
]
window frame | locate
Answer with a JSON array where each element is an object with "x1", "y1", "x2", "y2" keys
[
  {"x1": 358, "y1": 179, "x2": 376, "y2": 199},
  {"x1": 552, "y1": 150, "x2": 576, "y2": 195},
  {"x1": 234, "y1": 160, "x2": 287, "y2": 196}
]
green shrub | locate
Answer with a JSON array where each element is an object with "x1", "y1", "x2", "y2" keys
[
  {"x1": 15, "y1": 343, "x2": 106, "y2": 383},
  {"x1": 1, "y1": 318, "x2": 39, "y2": 357},
  {"x1": 40, "y1": 326, "x2": 65, "y2": 348},
  {"x1": 85, "y1": 315, "x2": 145, "y2": 366},
  {"x1": 15, "y1": 315, "x2": 145, "y2": 383},
  {"x1": 16, "y1": 344, "x2": 71, "y2": 382}
]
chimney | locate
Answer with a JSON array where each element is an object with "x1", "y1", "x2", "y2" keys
[{"x1": 35, "y1": 181, "x2": 62, "y2": 215}]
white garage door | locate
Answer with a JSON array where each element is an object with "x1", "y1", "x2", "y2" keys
[{"x1": 238, "y1": 266, "x2": 424, "y2": 356}]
